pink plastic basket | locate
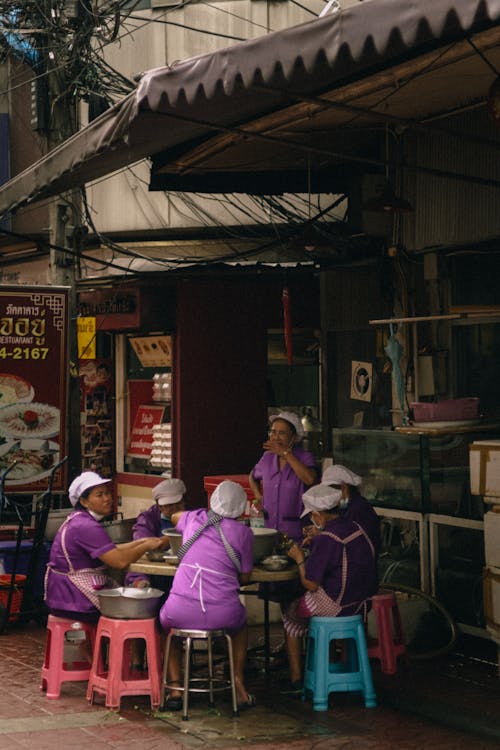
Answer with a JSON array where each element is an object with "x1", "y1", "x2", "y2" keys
[{"x1": 410, "y1": 398, "x2": 479, "y2": 422}]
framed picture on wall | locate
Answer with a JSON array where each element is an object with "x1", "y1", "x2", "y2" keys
[{"x1": 351, "y1": 361, "x2": 373, "y2": 402}]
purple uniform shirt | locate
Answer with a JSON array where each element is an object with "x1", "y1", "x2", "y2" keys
[
  {"x1": 304, "y1": 516, "x2": 377, "y2": 605},
  {"x1": 159, "y1": 509, "x2": 253, "y2": 632},
  {"x1": 124, "y1": 503, "x2": 173, "y2": 586},
  {"x1": 251, "y1": 446, "x2": 316, "y2": 540},
  {"x1": 342, "y1": 490, "x2": 381, "y2": 555},
  {"x1": 45, "y1": 510, "x2": 115, "y2": 616}
]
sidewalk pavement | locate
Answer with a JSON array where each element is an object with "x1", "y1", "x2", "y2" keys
[{"x1": 0, "y1": 620, "x2": 499, "y2": 750}]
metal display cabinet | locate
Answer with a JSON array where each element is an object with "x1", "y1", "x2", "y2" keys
[
  {"x1": 332, "y1": 426, "x2": 500, "y2": 517},
  {"x1": 332, "y1": 426, "x2": 499, "y2": 626}
]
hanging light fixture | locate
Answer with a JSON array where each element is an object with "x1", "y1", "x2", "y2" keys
[
  {"x1": 363, "y1": 125, "x2": 412, "y2": 214},
  {"x1": 363, "y1": 182, "x2": 412, "y2": 214}
]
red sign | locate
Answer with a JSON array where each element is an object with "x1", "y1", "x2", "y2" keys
[
  {"x1": 127, "y1": 404, "x2": 165, "y2": 458},
  {"x1": 0, "y1": 286, "x2": 69, "y2": 491}
]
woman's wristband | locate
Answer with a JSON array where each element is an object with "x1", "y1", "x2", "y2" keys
[{"x1": 297, "y1": 560, "x2": 305, "y2": 567}]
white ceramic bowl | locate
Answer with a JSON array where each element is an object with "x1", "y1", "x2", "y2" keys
[{"x1": 261, "y1": 555, "x2": 289, "y2": 571}]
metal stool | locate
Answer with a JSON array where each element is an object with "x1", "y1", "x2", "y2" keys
[
  {"x1": 87, "y1": 615, "x2": 162, "y2": 710},
  {"x1": 161, "y1": 628, "x2": 238, "y2": 720},
  {"x1": 40, "y1": 614, "x2": 96, "y2": 699},
  {"x1": 303, "y1": 615, "x2": 377, "y2": 711},
  {"x1": 368, "y1": 592, "x2": 406, "y2": 675}
]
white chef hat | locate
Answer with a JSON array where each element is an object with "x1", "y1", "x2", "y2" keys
[
  {"x1": 152, "y1": 478, "x2": 186, "y2": 505},
  {"x1": 321, "y1": 464, "x2": 362, "y2": 487},
  {"x1": 300, "y1": 484, "x2": 343, "y2": 518},
  {"x1": 68, "y1": 471, "x2": 111, "y2": 506},
  {"x1": 210, "y1": 480, "x2": 247, "y2": 519},
  {"x1": 269, "y1": 411, "x2": 304, "y2": 440}
]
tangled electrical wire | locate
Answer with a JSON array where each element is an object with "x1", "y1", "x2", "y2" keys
[{"x1": 0, "y1": 1, "x2": 140, "y2": 119}]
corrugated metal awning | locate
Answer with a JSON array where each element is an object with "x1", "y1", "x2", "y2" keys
[{"x1": 0, "y1": 0, "x2": 499, "y2": 216}]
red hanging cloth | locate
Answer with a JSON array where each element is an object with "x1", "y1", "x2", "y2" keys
[{"x1": 282, "y1": 286, "x2": 293, "y2": 368}]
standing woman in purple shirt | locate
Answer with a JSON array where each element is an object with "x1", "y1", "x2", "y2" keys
[{"x1": 248, "y1": 411, "x2": 317, "y2": 543}]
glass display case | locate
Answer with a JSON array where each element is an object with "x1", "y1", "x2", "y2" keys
[
  {"x1": 123, "y1": 333, "x2": 173, "y2": 477},
  {"x1": 332, "y1": 426, "x2": 500, "y2": 519}
]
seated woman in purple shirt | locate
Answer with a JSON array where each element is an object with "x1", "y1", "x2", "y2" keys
[
  {"x1": 283, "y1": 484, "x2": 377, "y2": 692},
  {"x1": 45, "y1": 471, "x2": 169, "y2": 624},
  {"x1": 125, "y1": 477, "x2": 186, "y2": 589},
  {"x1": 159, "y1": 481, "x2": 255, "y2": 712},
  {"x1": 304, "y1": 464, "x2": 381, "y2": 556}
]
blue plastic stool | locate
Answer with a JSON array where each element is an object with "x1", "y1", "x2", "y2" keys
[{"x1": 303, "y1": 615, "x2": 377, "y2": 711}]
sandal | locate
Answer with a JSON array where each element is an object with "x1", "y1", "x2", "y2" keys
[
  {"x1": 237, "y1": 693, "x2": 256, "y2": 712},
  {"x1": 161, "y1": 695, "x2": 183, "y2": 712}
]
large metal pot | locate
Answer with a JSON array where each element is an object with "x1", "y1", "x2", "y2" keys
[
  {"x1": 98, "y1": 586, "x2": 164, "y2": 619},
  {"x1": 251, "y1": 527, "x2": 278, "y2": 563},
  {"x1": 44, "y1": 508, "x2": 73, "y2": 541},
  {"x1": 102, "y1": 514, "x2": 135, "y2": 544}
]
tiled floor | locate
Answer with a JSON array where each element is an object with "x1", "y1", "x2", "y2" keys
[{"x1": 0, "y1": 621, "x2": 499, "y2": 750}]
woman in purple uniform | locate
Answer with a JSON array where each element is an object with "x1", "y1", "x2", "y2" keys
[
  {"x1": 248, "y1": 411, "x2": 317, "y2": 542},
  {"x1": 283, "y1": 483, "x2": 377, "y2": 692},
  {"x1": 45, "y1": 471, "x2": 168, "y2": 623},
  {"x1": 159, "y1": 480, "x2": 255, "y2": 712}
]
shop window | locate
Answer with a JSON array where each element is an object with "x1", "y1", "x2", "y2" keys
[
  {"x1": 79, "y1": 332, "x2": 114, "y2": 477},
  {"x1": 124, "y1": 333, "x2": 173, "y2": 475}
]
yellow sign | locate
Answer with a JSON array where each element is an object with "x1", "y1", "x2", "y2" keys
[{"x1": 77, "y1": 316, "x2": 96, "y2": 359}]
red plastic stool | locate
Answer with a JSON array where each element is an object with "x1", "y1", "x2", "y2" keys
[
  {"x1": 87, "y1": 616, "x2": 162, "y2": 710},
  {"x1": 367, "y1": 592, "x2": 406, "y2": 675},
  {"x1": 40, "y1": 615, "x2": 96, "y2": 699}
]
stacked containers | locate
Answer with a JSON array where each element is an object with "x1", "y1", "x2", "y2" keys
[{"x1": 470, "y1": 441, "x2": 500, "y2": 648}]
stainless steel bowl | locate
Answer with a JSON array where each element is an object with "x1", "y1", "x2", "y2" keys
[
  {"x1": 162, "y1": 529, "x2": 182, "y2": 554},
  {"x1": 98, "y1": 586, "x2": 164, "y2": 619}
]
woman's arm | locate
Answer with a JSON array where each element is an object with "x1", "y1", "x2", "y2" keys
[
  {"x1": 282, "y1": 452, "x2": 317, "y2": 486},
  {"x1": 248, "y1": 471, "x2": 262, "y2": 501},
  {"x1": 99, "y1": 536, "x2": 168, "y2": 570},
  {"x1": 287, "y1": 543, "x2": 319, "y2": 591}
]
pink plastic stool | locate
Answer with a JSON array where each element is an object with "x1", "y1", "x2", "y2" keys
[
  {"x1": 87, "y1": 616, "x2": 162, "y2": 710},
  {"x1": 40, "y1": 614, "x2": 96, "y2": 699},
  {"x1": 367, "y1": 592, "x2": 406, "y2": 675}
]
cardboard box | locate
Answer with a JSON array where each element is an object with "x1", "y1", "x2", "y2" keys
[
  {"x1": 483, "y1": 566, "x2": 500, "y2": 637},
  {"x1": 484, "y1": 511, "x2": 500, "y2": 568},
  {"x1": 470, "y1": 441, "x2": 500, "y2": 497}
]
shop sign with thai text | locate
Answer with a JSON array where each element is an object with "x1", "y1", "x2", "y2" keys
[
  {"x1": 0, "y1": 286, "x2": 69, "y2": 490},
  {"x1": 127, "y1": 404, "x2": 166, "y2": 458}
]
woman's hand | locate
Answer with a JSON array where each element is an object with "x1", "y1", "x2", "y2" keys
[
  {"x1": 302, "y1": 524, "x2": 320, "y2": 546},
  {"x1": 146, "y1": 536, "x2": 170, "y2": 551},
  {"x1": 287, "y1": 542, "x2": 305, "y2": 565},
  {"x1": 262, "y1": 439, "x2": 283, "y2": 456}
]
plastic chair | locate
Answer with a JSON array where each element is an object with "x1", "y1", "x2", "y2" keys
[
  {"x1": 367, "y1": 592, "x2": 406, "y2": 675},
  {"x1": 87, "y1": 616, "x2": 162, "y2": 710},
  {"x1": 40, "y1": 614, "x2": 96, "y2": 699},
  {"x1": 161, "y1": 628, "x2": 238, "y2": 720},
  {"x1": 303, "y1": 615, "x2": 377, "y2": 711}
]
